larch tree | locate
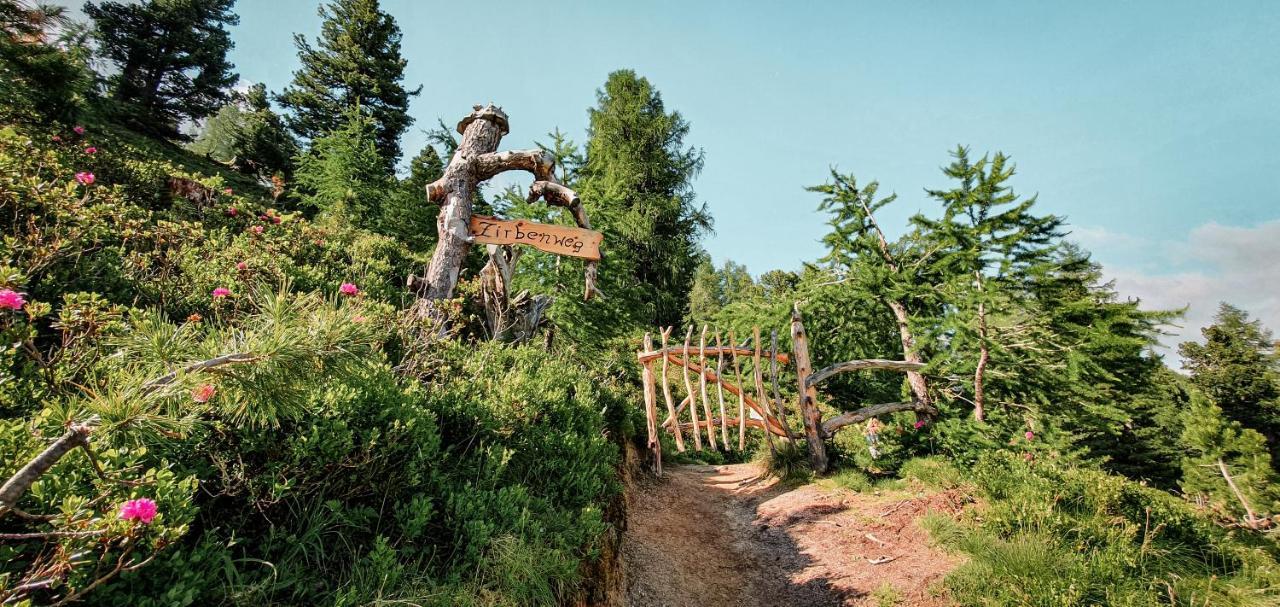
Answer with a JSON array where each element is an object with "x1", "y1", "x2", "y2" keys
[
  {"x1": 85, "y1": 0, "x2": 239, "y2": 139},
  {"x1": 277, "y1": 0, "x2": 418, "y2": 166},
  {"x1": 578, "y1": 69, "x2": 711, "y2": 328},
  {"x1": 1180, "y1": 303, "x2": 1280, "y2": 460},
  {"x1": 811, "y1": 170, "x2": 935, "y2": 409},
  {"x1": 914, "y1": 147, "x2": 1063, "y2": 422}
]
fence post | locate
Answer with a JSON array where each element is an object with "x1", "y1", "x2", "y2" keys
[
  {"x1": 791, "y1": 304, "x2": 829, "y2": 473},
  {"x1": 699, "y1": 325, "x2": 718, "y2": 450},
  {"x1": 659, "y1": 327, "x2": 685, "y2": 452},
  {"x1": 642, "y1": 332, "x2": 662, "y2": 476},
  {"x1": 682, "y1": 326, "x2": 703, "y2": 451},
  {"x1": 753, "y1": 327, "x2": 777, "y2": 454}
]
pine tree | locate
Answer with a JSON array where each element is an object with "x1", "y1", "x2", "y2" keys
[
  {"x1": 914, "y1": 147, "x2": 1064, "y2": 421},
  {"x1": 277, "y1": 0, "x2": 418, "y2": 166},
  {"x1": 85, "y1": 0, "x2": 239, "y2": 139},
  {"x1": 578, "y1": 69, "x2": 711, "y2": 327},
  {"x1": 292, "y1": 108, "x2": 392, "y2": 222},
  {"x1": 1180, "y1": 303, "x2": 1280, "y2": 458}
]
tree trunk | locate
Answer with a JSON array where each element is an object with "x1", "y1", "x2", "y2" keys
[
  {"x1": 887, "y1": 299, "x2": 932, "y2": 408},
  {"x1": 420, "y1": 105, "x2": 509, "y2": 302},
  {"x1": 973, "y1": 271, "x2": 988, "y2": 423}
]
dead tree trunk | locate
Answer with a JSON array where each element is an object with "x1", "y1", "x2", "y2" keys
[
  {"x1": 791, "y1": 305, "x2": 829, "y2": 473},
  {"x1": 972, "y1": 271, "x2": 989, "y2": 423},
  {"x1": 414, "y1": 104, "x2": 601, "y2": 315}
]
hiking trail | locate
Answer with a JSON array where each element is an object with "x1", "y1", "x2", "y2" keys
[{"x1": 621, "y1": 463, "x2": 963, "y2": 607}]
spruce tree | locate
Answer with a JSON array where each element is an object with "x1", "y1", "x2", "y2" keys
[
  {"x1": 1180, "y1": 303, "x2": 1280, "y2": 458},
  {"x1": 85, "y1": 0, "x2": 239, "y2": 139},
  {"x1": 277, "y1": 0, "x2": 418, "y2": 166},
  {"x1": 189, "y1": 84, "x2": 297, "y2": 178},
  {"x1": 1181, "y1": 391, "x2": 1279, "y2": 525},
  {"x1": 578, "y1": 69, "x2": 710, "y2": 327}
]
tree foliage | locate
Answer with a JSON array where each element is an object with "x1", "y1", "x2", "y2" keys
[
  {"x1": 277, "y1": 0, "x2": 418, "y2": 166},
  {"x1": 85, "y1": 0, "x2": 239, "y2": 139}
]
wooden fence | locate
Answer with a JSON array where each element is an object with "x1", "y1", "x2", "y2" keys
[{"x1": 637, "y1": 305, "x2": 940, "y2": 474}]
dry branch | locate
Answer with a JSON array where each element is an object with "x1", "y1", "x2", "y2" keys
[
  {"x1": 0, "y1": 420, "x2": 95, "y2": 519},
  {"x1": 682, "y1": 326, "x2": 702, "y2": 451},
  {"x1": 659, "y1": 327, "x2": 685, "y2": 452},
  {"x1": 806, "y1": 359, "x2": 925, "y2": 389},
  {"x1": 753, "y1": 327, "x2": 776, "y2": 453},
  {"x1": 715, "y1": 331, "x2": 730, "y2": 448},
  {"x1": 821, "y1": 400, "x2": 937, "y2": 438},
  {"x1": 698, "y1": 326, "x2": 717, "y2": 450}
]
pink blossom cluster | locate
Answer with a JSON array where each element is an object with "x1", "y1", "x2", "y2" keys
[
  {"x1": 0, "y1": 289, "x2": 25, "y2": 311},
  {"x1": 192, "y1": 383, "x2": 216, "y2": 403},
  {"x1": 339, "y1": 283, "x2": 359, "y2": 296},
  {"x1": 119, "y1": 498, "x2": 157, "y2": 524},
  {"x1": 212, "y1": 287, "x2": 232, "y2": 299}
]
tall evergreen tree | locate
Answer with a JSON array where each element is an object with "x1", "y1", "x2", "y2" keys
[
  {"x1": 579, "y1": 69, "x2": 711, "y2": 328},
  {"x1": 1181, "y1": 392, "x2": 1279, "y2": 525},
  {"x1": 85, "y1": 0, "x2": 239, "y2": 139},
  {"x1": 277, "y1": 0, "x2": 418, "y2": 165},
  {"x1": 1180, "y1": 303, "x2": 1280, "y2": 457},
  {"x1": 914, "y1": 147, "x2": 1064, "y2": 421},
  {"x1": 292, "y1": 108, "x2": 391, "y2": 222}
]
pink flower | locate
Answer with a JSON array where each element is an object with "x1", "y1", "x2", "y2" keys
[
  {"x1": 1025, "y1": 431, "x2": 1035, "y2": 442},
  {"x1": 352, "y1": 315, "x2": 366, "y2": 323},
  {"x1": 223, "y1": 188, "x2": 233, "y2": 195},
  {"x1": 271, "y1": 215, "x2": 281, "y2": 224},
  {"x1": 0, "y1": 289, "x2": 25, "y2": 311},
  {"x1": 250, "y1": 225, "x2": 263, "y2": 235},
  {"x1": 119, "y1": 498, "x2": 157, "y2": 524},
  {"x1": 74, "y1": 171, "x2": 95, "y2": 185},
  {"x1": 73, "y1": 125, "x2": 85, "y2": 135},
  {"x1": 211, "y1": 287, "x2": 231, "y2": 299},
  {"x1": 339, "y1": 283, "x2": 359, "y2": 296},
  {"x1": 84, "y1": 146, "x2": 97, "y2": 154},
  {"x1": 235, "y1": 261, "x2": 247, "y2": 271},
  {"x1": 226, "y1": 206, "x2": 238, "y2": 217},
  {"x1": 1023, "y1": 452, "x2": 1035, "y2": 462},
  {"x1": 51, "y1": 135, "x2": 62, "y2": 142},
  {"x1": 913, "y1": 420, "x2": 926, "y2": 430},
  {"x1": 191, "y1": 383, "x2": 216, "y2": 403}
]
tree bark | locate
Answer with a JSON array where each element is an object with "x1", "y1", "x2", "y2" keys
[
  {"x1": 973, "y1": 271, "x2": 988, "y2": 423},
  {"x1": 807, "y1": 359, "x2": 926, "y2": 389},
  {"x1": 641, "y1": 333, "x2": 661, "y2": 476},
  {"x1": 417, "y1": 104, "x2": 601, "y2": 310},
  {"x1": 659, "y1": 327, "x2": 685, "y2": 452},
  {"x1": 821, "y1": 400, "x2": 936, "y2": 438},
  {"x1": 791, "y1": 304, "x2": 829, "y2": 473},
  {"x1": 0, "y1": 421, "x2": 94, "y2": 518}
]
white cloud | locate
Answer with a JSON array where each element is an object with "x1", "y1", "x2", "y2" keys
[{"x1": 1097, "y1": 220, "x2": 1280, "y2": 366}]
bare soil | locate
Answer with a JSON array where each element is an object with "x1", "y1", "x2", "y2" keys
[{"x1": 621, "y1": 463, "x2": 962, "y2": 607}]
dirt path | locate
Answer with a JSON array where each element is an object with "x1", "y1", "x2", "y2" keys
[{"x1": 621, "y1": 463, "x2": 961, "y2": 607}]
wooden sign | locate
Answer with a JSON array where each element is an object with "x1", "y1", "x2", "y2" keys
[{"x1": 469, "y1": 215, "x2": 603, "y2": 261}]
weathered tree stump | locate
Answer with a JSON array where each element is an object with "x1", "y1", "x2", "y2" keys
[{"x1": 413, "y1": 104, "x2": 601, "y2": 319}]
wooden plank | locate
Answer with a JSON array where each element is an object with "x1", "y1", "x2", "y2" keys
[
  {"x1": 715, "y1": 331, "x2": 730, "y2": 449},
  {"x1": 754, "y1": 327, "x2": 777, "y2": 453},
  {"x1": 469, "y1": 214, "x2": 603, "y2": 261},
  {"x1": 678, "y1": 417, "x2": 787, "y2": 436},
  {"x1": 698, "y1": 325, "x2": 718, "y2": 450},
  {"x1": 791, "y1": 304, "x2": 829, "y2": 473},
  {"x1": 659, "y1": 327, "x2": 685, "y2": 452},
  {"x1": 641, "y1": 333, "x2": 661, "y2": 476},
  {"x1": 682, "y1": 326, "x2": 702, "y2": 451},
  {"x1": 637, "y1": 347, "x2": 789, "y2": 365}
]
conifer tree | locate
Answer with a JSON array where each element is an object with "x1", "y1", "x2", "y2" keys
[
  {"x1": 189, "y1": 84, "x2": 297, "y2": 178},
  {"x1": 277, "y1": 0, "x2": 418, "y2": 166},
  {"x1": 915, "y1": 147, "x2": 1064, "y2": 421},
  {"x1": 578, "y1": 70, "x2": 710, "y2": 327},
  {"x1": 85, "y1": 0, "x2": 239, "y2": 139},
  {"x1": 378, "y1": 143, "x2": 443, "y2": 250},
  {"x1": 1180, "y1": 303, "x2": 1280, "y2": 458},
  {"x1": 1181, "y1": 391, "x2": 1279, "y2": 526},
  {"x1": 293, "y1": 108, "x2": 391, "y2": 222}
]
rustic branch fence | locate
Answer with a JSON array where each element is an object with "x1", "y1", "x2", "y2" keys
[{"x1": 637, "y1": 305, "x2": 939, "y2": 475}]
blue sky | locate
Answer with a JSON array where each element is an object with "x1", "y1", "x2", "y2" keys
[{"x1": 63, "y1": 1, "x2": 1280, "y2": 354}]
